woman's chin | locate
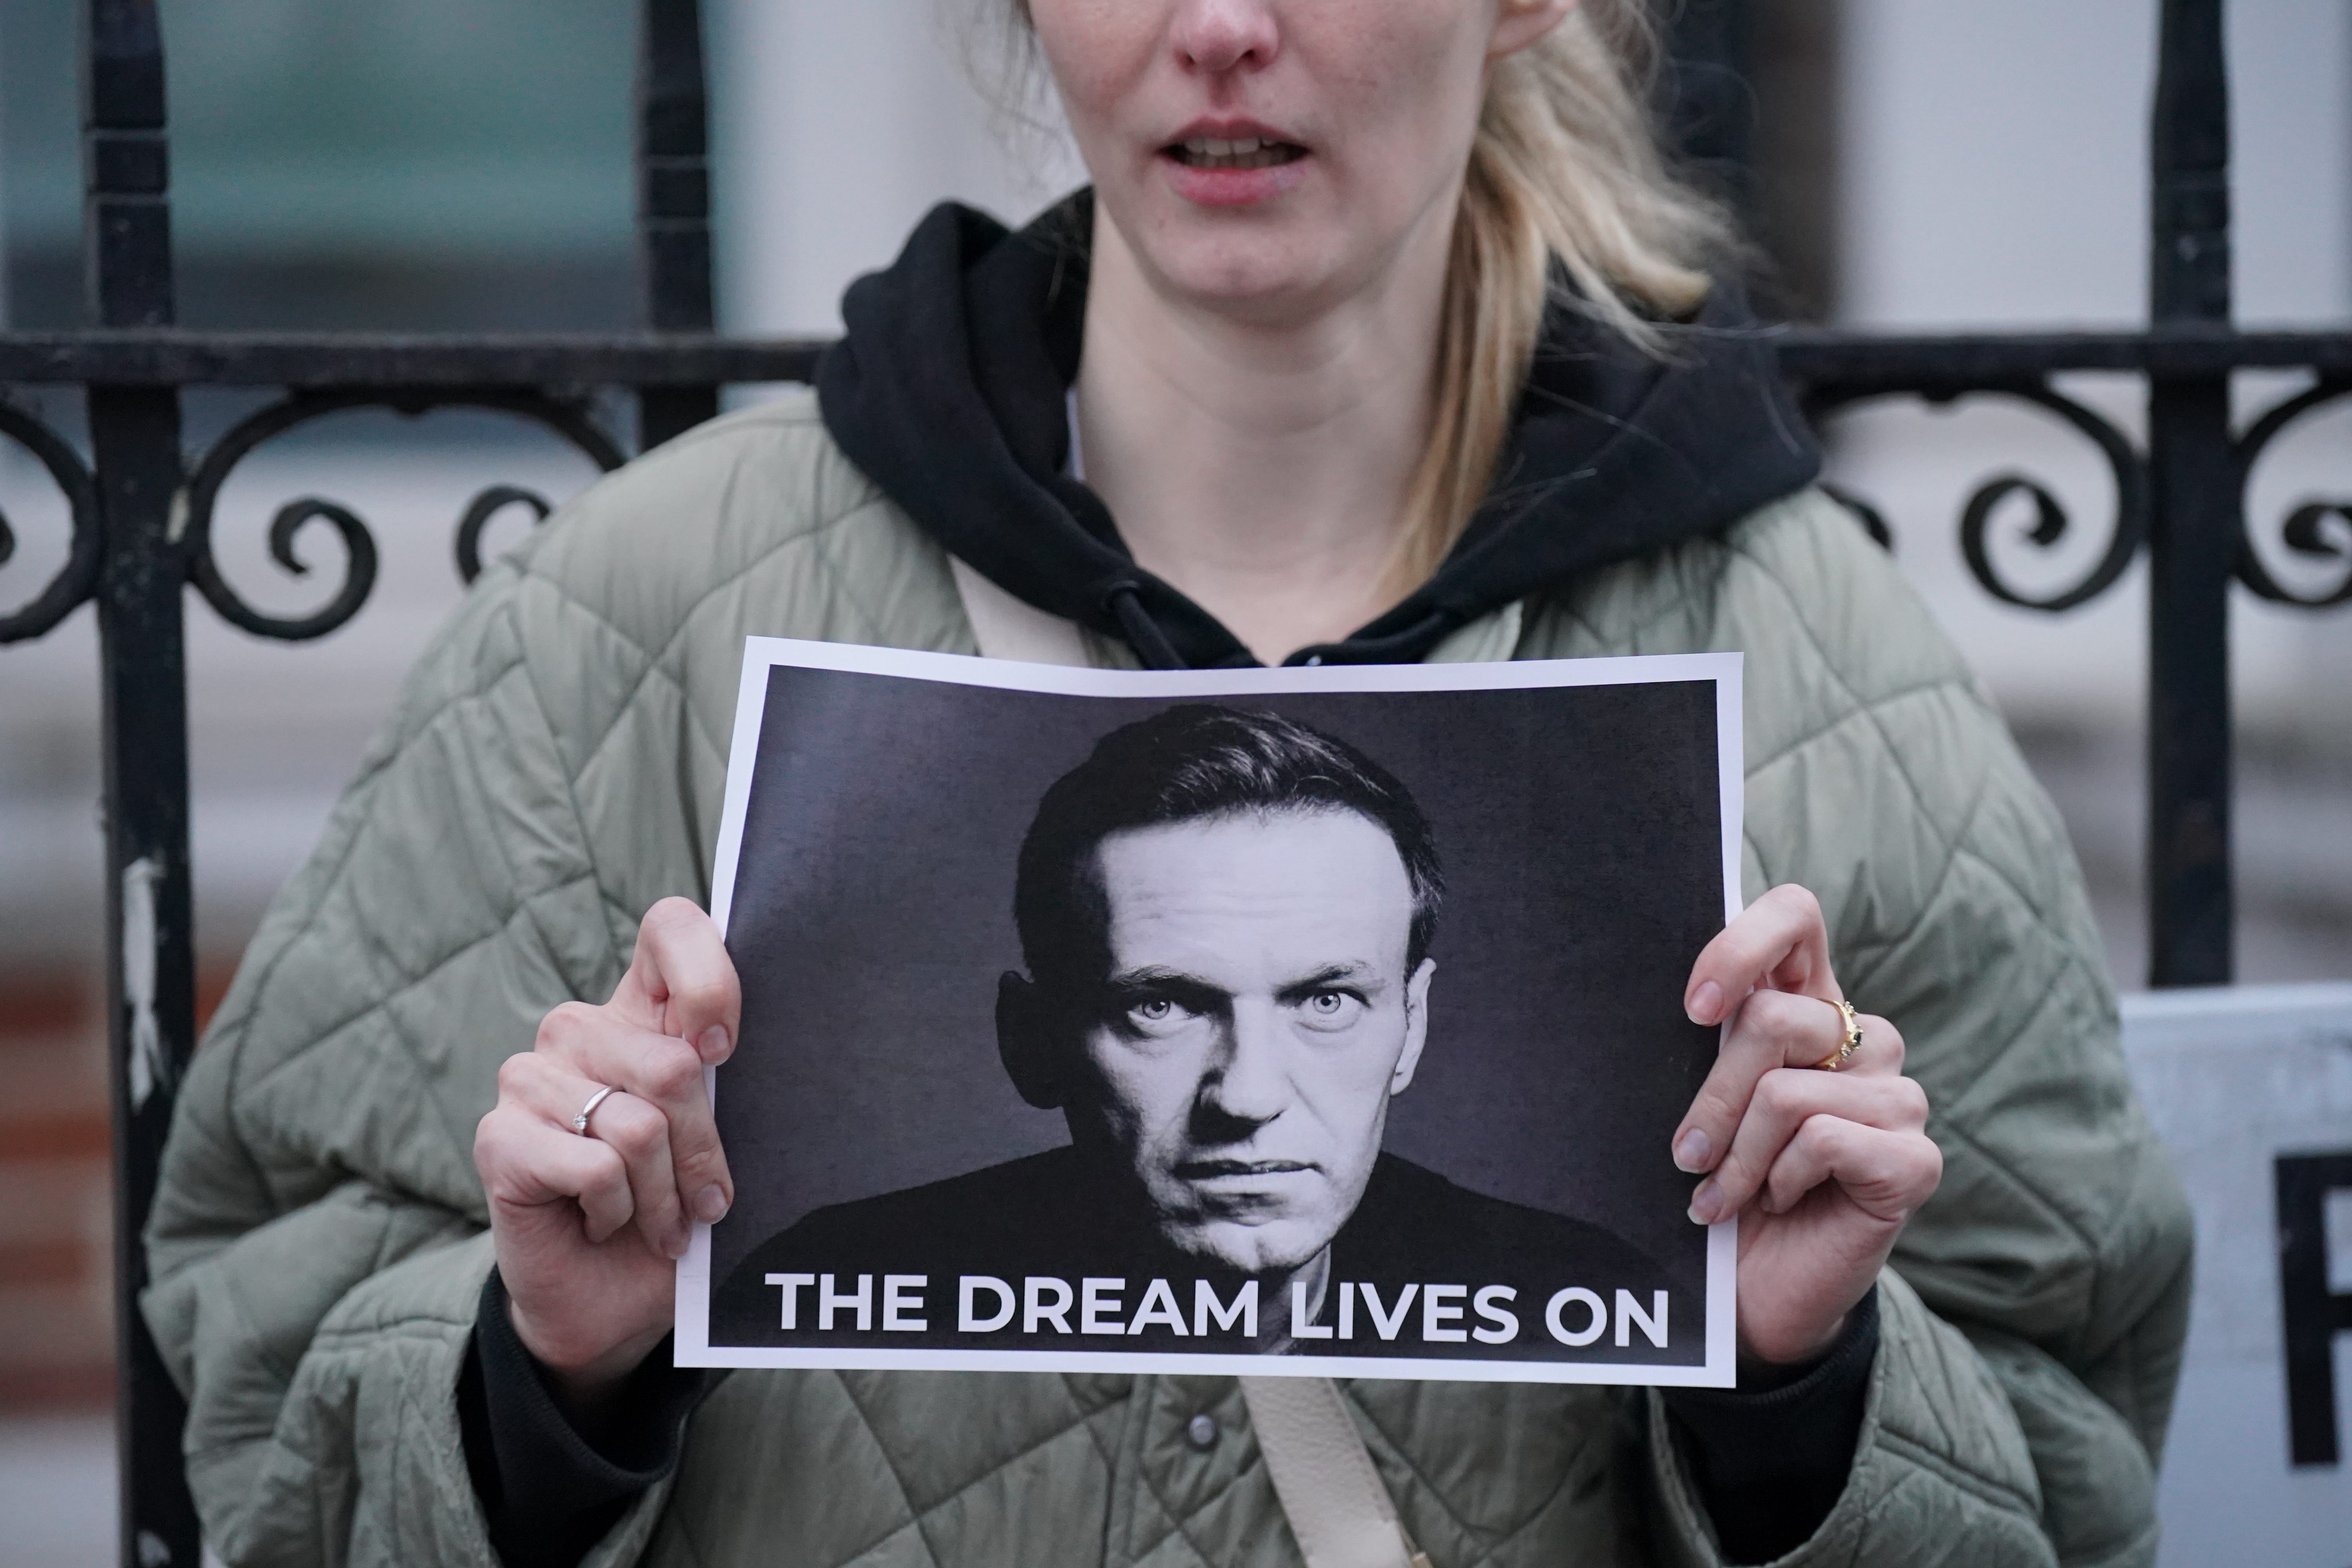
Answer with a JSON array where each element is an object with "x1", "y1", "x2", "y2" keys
[
  {"x1": 1096, "y1": 182, "x2": 1368, "y2": 325},
  {"x1": 1134, "y1": 244, "x2": 1359, "y2": 327}
]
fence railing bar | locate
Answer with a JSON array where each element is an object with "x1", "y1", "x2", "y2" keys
[
  {"x1": 4, "y1": 327, "x2": 2350, "y2": 391},
  {"x1": 635, "y1": 0, "x2": 719, "y2": 449},
  {"x1": 0, "y1": 331, "x2": 825, "y2": 386},
  {"x1": 83, "y1": 1, "x2": 205, "y2": 1564},
  {"x1": 2145, "y1": 0, "x2": 2238, "y2": 985},
  {"x1": 1778, "y1": 328, "x2": 2352, "y2": 384}
]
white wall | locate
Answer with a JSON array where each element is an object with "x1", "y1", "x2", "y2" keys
[
  {"x1": 1844, "y1": 0, "x2": 2349, "y2": 328},
  {"x1": 1843, "y1": 2, "x2": 2156, "y2": 330}
]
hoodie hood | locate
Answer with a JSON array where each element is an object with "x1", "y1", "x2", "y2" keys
[{"x1": 816, "y1": 194, "x2": 1820, "y2": 669}]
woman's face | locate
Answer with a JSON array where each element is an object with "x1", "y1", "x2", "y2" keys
[{"x1": 1029, "y1": 0, "x2": 1570, "y2": 323}]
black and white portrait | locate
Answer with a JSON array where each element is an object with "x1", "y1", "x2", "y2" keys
[{"x1": 677, "y1": 641, "x2": 1741, "y2": 1386}]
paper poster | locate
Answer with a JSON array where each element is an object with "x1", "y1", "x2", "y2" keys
[{"x1": 676, "y1": 639, "x2": 1740, "y2": 1386}]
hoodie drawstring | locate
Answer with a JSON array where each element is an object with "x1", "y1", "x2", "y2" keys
[{"x1": 1103, "y1": 583, "x2": 1186, "y2": 670}]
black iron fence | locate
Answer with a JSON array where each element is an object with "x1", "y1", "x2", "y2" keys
[{"x1": 0, "y1": 0, "x2": 2345, "y2": 1563}]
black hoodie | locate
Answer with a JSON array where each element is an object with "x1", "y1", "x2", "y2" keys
[{"x1": 815, "y1": 193, "x2": 1822, "y2": 669}]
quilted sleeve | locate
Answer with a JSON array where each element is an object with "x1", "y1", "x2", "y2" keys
[
  {"x1": 140, "y1": 553, "x2": 650, "y2": 1568},
  {"x1": 1705, "y1": 492, "x2": 2193, "y2": 1566},
  {"x1": 140, "y1": 397, "x2": 949, "y2": 1568},
  {"x1": 1641, "y1": 1270, "x2": 2054, "y2": 1568}
]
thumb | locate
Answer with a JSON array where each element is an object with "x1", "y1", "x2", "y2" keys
[
  {"x1": 620, "y1": 896, "x2": 742, "y2": 1064},
  {"x1": 1686, "y1": 884, "x2": 1832, "y2": 1025}
]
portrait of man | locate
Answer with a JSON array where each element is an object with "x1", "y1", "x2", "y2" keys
[{"x1": 709, "y1": 704, "x2": 1668, "y2": 1359}]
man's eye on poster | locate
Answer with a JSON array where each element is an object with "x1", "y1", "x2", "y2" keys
[{"x1": 674, "y1": 641, "x2": 1744, "y2": 1387}]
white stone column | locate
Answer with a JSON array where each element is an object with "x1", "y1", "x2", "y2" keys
[{"x1": 707, "y1": 0, "x2": 1083, "y2": 337}]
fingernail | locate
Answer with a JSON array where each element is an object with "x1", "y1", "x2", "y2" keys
[
  {"x1": 694, "y1": 1184, "x2": 730, "y2": 1224},
  {"x1": 1688, "y1": 1179, "x2": 1722, "y2": 1225},
  {"x1": 1687, "y1": 981, "x2": 1722, "y2": 1025},
  {"x1": 666, "y1": 1230, "x2": 691, "y2": 1260},
  {"x1": 698, "y1": 1024, "x2": 731, "y2": 1062},
  {"x1": 1673, "y1": 1127, "x2": 1712, "y2": 1173}
]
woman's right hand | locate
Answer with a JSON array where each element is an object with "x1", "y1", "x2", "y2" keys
[{"x1": 474, "y1": 896, "x2": 740, "y2": 1409}]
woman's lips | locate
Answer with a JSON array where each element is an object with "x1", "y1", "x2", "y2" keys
[
  {"x1": 1170, "y1": 134, "x2": 1303, "y2": 171},
  {"x1": 1159, "y1": 138, "x2": 1310, "y2": 208}
]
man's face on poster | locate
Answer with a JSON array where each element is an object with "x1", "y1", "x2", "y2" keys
[{"x1": 1031, "y1": 807, "x2": 1435, "y2": 1276}]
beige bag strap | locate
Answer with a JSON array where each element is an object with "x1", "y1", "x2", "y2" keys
[
  {"x1": 950, "y1": 556, "x2": 1091, "y2": 667},
  {"x1": 956, "y1": 556, "x2": 1426, "y2": 1567},
  {"x1": 1241, "y1": 1376, "x2": 1432, "y2": 1568}
]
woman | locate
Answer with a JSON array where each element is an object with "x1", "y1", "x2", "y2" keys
[{"x1": 145, "y1": 2, "x2": 2189, "y2": 1565}]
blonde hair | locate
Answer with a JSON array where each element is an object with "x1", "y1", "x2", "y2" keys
[
  {"x1": 984, "y1": 1, "x2": 1735, "y2": 590},
  {"x1": 1405, "y1": 2, "x2": 1733, "y2": 585}
]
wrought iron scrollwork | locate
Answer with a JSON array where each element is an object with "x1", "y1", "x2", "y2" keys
[
  {"x1": 184, "y1": 389, "x2": 626, "y2": 640},
  {"x1": 455, "y1": 485, "x2": 555, "y2": 584},
  {"x1": 192, "y1": 494, "x2": 380, "y2": 642},
  {"x1": 1804, "y1": 382, "x2": 2149, "y2": 613},
  {"x1": 0, "y1": 399, "x2": 103, "y2": 643},
  {"x1": 2234, "y1": 377, "x2": 2352, "y2": 607}
]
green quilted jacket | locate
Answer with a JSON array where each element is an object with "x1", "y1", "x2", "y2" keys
[{"x1": 144, "y1": 390, "x2": 2192, "y2": 1568}]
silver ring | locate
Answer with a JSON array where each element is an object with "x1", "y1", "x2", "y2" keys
[{"x1": 571, "y1": 1083, "x2": 618, "y2": 1135}]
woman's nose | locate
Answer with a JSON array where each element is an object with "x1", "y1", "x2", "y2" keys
[{"x1": 1169, "y1": 0, "x2": 1281, "y2": 76}]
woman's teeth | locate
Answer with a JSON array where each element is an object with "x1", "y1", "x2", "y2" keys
[{"x1": 1176, "y1": 136, "x2": 1300, "y2": 170}]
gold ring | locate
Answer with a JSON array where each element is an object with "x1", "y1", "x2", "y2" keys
[{"x1": 1812, "y1": 997, "x2": 1862, "y2": 1071}]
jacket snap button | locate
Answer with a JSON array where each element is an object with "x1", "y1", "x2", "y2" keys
[{"x1": 1186, "y1": 1413, "x2": 1219, "y2": 1450}]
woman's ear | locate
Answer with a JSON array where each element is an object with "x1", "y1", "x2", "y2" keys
[
  {"x1": 997, "y1": 971, "x2": 1070, "y2": 1109},
  {"x1": 1491, "y1": 0, "x2": 1576, "y2": 60}
]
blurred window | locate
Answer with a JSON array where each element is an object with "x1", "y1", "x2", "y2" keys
[{"x1": 1, "y1": 0, "x2": 636, "y2": 328}]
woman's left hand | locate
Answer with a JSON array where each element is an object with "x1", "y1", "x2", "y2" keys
[{"x1": 1673, "y1": 884, "x2": 1943, "y2": 1366}]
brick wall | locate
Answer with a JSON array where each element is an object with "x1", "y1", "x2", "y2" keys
[
  {"x1": 0, "y1": 967, "x2": 230, "y2": 1412},
  {"x1": 0, "y1": 974, "x2": 113, "y2": 1409}
]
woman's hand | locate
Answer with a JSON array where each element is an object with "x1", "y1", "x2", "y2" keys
[
  {"x1": 474, "y1": 897, "x2": 740, "y2": 1409},
  {"x1": 1672, "y1": 884, "x2": 1942, "y2": 1366}
]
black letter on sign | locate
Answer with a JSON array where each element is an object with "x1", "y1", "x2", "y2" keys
[{"x1": 2277, "y1": 1150, "x2": 2352, "y2": 1467}]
